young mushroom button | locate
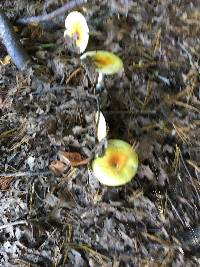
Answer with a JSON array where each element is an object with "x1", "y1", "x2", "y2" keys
[
  {"x1": 92, "y1": 139, "x2": 138, "y2": 186},
  {"x1": 80, "y1": 51, "x2": 124, "y2": 90},
  {"x1": 96, "y1": 111, "x2": 107, "y2": 142},
  {"x1": 64, "y1": 11, "x2": 89, "y2": 53}
]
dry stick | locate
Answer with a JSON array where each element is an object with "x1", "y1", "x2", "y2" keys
[
  {"x1": 16, "y1": 0, "x2": 87, "y2": 25},
  {"x1": 167, "y1": 197, "x2": 186, "y2": 227},
  {"x1": 0, "y1": 10, "x2": 31, "y2": 71},
  {"x1": 0, "y1": 171, "x2": 51, "y2": 178},
  {"x1": 179, "y1": 150, "x2": 200, "y2": 203},
  {"x1": 103, "y1": 110, "x2": 157, "y2": 116},
  {"x1": 0, "y1": 220, "x2": 28, "y2": 230}
]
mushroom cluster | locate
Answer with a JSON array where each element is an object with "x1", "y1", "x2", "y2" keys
[
  {"x1": 64, "y1": 11, "x2": 124, "y2": 89},
  {"x1": 64, "y1": 11, "x2": 138, "y2": 186}
]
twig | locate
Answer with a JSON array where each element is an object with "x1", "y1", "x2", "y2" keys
[
  {"x1": 38, "y1": 229, "x2": 57, "y2": 250},
  {"x1": 65, "y1": 67, "x2": 82, "y2": 85},
  {"x1": 0, "y1": 171, "x2": 51, "y2": 178},
  {"x1": 0, "y1": 10, "x2": 31, "y2": 70},
  {"x1": 167, "y1": 197, "x2": 186, "y2": 227},
  {"x1": 178, "y1": 42, "x2": 200, "y2": 73},
  {"x1": 16, "y1": 0, "x2": 87, "y2": 25},
  {"x1": 0, "y1": 220, "x2": 28, "y2": 230},
  {"x1": 179, "y1": 150, "x2": 200, "y2": 203},
  {"x1": 103, "y1": 110, "x2": 157, "y2": 116}
]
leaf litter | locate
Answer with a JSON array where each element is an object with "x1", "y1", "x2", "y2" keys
[{"x1": 0, "y1": 0, "x2": 200, "y2": 266}]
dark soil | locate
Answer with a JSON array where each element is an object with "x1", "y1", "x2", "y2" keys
[{"x1": 0, "y1": 1, "x2": 200, "y2": 266}]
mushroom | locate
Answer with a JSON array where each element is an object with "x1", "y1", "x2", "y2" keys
[
  {"x1": 64, "y1": 11, "x2": 89, "y2": 53},
  {"x1": 80, "y1": 50, "x2": 124, "y2": 90},
  {"x1": 92, "y1": 139, "x2": 138, "y2": 186},
  {"x1": 96, "y1": 111, "x2": 107, "y2": 142}
]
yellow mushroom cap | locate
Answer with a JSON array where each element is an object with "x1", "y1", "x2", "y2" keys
[
  {"x1": 92, "y1": 139, "x2": 138, "y2": 186},
  {"x1": 64, "y1": 11, "x2": 89, "y2": 53},
  {"x1": 80, "y1": 51, "x2": 124, "y2": 75}
]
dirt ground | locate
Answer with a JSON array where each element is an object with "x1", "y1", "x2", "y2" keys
[{"x1": 0, "y1": 0, "x2": 200, "y2": 266}]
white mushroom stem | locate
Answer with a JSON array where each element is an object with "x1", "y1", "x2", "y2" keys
[{"x1": 96, "y1": 72, "x2": 104, "y2": 92}]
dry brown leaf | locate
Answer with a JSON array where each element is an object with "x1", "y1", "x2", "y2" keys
[
  {"x1": 49, "y1": 160, "x2": 70, "y2": 176},
  {"x1": 0, "y1": 176, "x2": 14, "y2": 190},
  {"x1": 58, "y1": 151, "x2": 89, "y2": 167}
]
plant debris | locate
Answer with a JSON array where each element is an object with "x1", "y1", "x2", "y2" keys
[{"x1": 0, "y1": 0, "x2": 200, "y2": 266}]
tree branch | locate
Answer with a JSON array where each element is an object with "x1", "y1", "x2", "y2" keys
[
  {"x1": 0, "y1": 10, "x2": 31, "y2": 71},
  {"x1": 16, "y1": 0, "x2": 87, "y2": 25}
]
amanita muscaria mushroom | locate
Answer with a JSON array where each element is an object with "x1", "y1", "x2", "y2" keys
[
  {"x1": 92, "y1": 139, "x2": 138, "y2": 186},
  {"x1": 64, "y1": 11, "x2": 89, "y2": 53},
  {"x1": 80, "y1": 50, "x2": 124, "y2": 90}
]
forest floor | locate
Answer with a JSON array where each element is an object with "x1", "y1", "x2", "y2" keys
[{"x1": 0, "y1": 0, "x2": 200, "y2": 266}]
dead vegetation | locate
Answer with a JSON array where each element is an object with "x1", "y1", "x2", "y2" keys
[{"x1": 0, "y1": 0, "x2": 200, "y2": 266}]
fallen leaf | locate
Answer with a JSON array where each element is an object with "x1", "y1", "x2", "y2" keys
[
  {"x1": 0, "y1": 176, "x2": 14, "y2": 190},
  {"x1": 58, "y1": 151, "x2": 89, "y2": 167},
  {"x1": 49, "y1": 160, "x2": 70, "y2": 175}
]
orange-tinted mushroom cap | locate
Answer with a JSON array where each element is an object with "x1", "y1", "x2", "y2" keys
[
  {"x1": 92, "y1": 139, "x2": 138, "y2": 186},
  {"x1": 80, "y1": 50, "x2": 124, "y2": 75}
]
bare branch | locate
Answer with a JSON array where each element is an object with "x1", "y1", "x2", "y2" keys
[
  {"x1": 16, "y1": 0, "x2": 87, "y2": 25},
  {"x1": 0, "y1": 220, "x2": 28, "y2": 230},
  {"x1": 0, "y1": 10, "x2": 31, "y2": 70}
]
